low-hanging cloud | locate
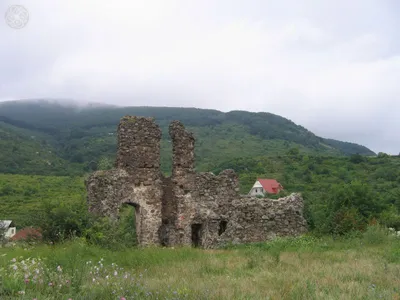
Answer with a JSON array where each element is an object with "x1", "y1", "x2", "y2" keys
[{"x1": 0, "y1": 0, "x2": 399, "y2": 154}]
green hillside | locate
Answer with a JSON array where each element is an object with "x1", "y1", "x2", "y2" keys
[
  {"x1": 0, "y1": 121, "x2": 82, "y2": 175},
  {"x1": 2, "y1": 155, "x2": 399, "y2": 232},
  {"x1": 0, "y1": 174, "x2": 85, "y2": 228},
  {"x1": 213, "y1": 153, "x2": 399, "y2": 193},
  {"x1": 0, "y1": 100, "x2": 375, "y2": 176}
]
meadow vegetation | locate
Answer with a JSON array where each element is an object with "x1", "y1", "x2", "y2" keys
[{"x1": 1, "y1": 226, "x2": 400, "y2": 299}]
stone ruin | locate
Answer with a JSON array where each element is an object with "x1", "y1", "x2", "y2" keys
[{"x1": 86, "y1": 116, "x2": 307, "y2": 248}]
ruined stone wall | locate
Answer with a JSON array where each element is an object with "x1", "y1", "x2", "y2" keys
[
  {"x1": 167, "y1": 121, "x2": 193, "y2": 246},
  {"x1": 219, "y1": 193, "x2": 307, "y2": 246},
  {"x1": 162, "y1": 166, "x2": 306, "y2": 248},
  {"x1": 169, "y1": 121, "x2": 195, "y2": 178},
  {"x1": 166, "y1": 169, "x2": 240, "y2": 248},
  {"x1": 86, "y1": 168, "x2": 131, "y2": 217},
  {"x1": 86, "y1": 115, "x2": 308, "y2": 248},
  {"x1": 86, "y1": 117, "x2": 163, "y2": 246}
]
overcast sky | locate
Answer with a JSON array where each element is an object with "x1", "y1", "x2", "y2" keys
[{"x1": 1, "y1": 0, "x2": 399, "y2": 154}]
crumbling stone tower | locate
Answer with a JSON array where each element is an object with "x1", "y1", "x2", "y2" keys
[
  {"x1": 86, "y1": 116, "x2": 163, "y2": 245},
  {"x1": 86, "y1": 116, "x2": 307, "y2": 248}
]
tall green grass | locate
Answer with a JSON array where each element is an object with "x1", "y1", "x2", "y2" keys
[{"x1": 1, "y1": 226, "x2": 399, "y2": 299}]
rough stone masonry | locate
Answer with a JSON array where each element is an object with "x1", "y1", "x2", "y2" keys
[{"x1": 86, "y1": 116, "x2": 307, "y2": 248}]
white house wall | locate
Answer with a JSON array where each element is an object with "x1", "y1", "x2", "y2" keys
[
  {"x1": 0, "y1": 220, "x2": 16, "y2": 239},
  {"x1": 5, "y1": 227, "x2": 16, "y2": 238}
]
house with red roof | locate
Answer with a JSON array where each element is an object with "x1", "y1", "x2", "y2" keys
[
  {"x1": 248, "y1": 178, "x2": 283, "y2": 196},
  {"x1": 10, "y1": 227, "x2": 42, "y2": 242}
]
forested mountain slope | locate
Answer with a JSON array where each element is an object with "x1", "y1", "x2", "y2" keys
[{"x1": 0, "y1": 99, "x2": 375, "y2": 175}]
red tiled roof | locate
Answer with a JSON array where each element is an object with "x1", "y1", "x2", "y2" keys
[
  {"x1": 10, "y1": 228, "x2": 42, "y2": 241},
  {"x1": 257, "y1": 178, "x2": 283, "y2": 194}
]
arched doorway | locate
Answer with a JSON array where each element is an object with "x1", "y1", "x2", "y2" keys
[{"x1": 118, "y1": 202, "x2": 140, "y2": 246}]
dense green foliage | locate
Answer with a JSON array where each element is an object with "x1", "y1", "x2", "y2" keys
[
  {"x1": 0, "y1": 174, "x2": 85, "y2": 228},
  {"x1": 83, "y1": 204, "x2": 138, "y2": 249},
  {"x1": 214, "y1": 154, "x2": 400, "y2": 234},
  {"x1": 0, "y1": 100, "x2": 375, "y2": 175},
  {"x1": 0, "y1": 122, "x2": 81, "y2": 176}
]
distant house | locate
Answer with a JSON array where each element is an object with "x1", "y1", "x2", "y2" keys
[
  {"x1": 0, "y1": 220, "x2": 16, "y2": 239},
  {"x1": 11, "y1": 227, "x2": 42, "y2": 242},
  {"x1": 248, "y1": 179, "x2": 284, "y2": 196}
]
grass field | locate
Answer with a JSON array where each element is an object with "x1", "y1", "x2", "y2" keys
[{"x1": 1, "y1": 226, "x2": 400, "y2": 299}]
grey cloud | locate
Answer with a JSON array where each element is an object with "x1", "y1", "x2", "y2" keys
[{"x1": 0, "y1": 0, "x2": 399, "y2": 154}]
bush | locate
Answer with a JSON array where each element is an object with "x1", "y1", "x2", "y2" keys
[
  {"x1": 362, "y1": 224, "x2": 390, "y2": 245},
  {"x1": 265, "y1": 190, "x2": 291, "y2": 199},
  {"x1": 311, "y1": 181, "x2": 383, "y2": 236},
  {"x1": 36, "y1": 199, "x2": 89, "y2": 243},
  {"x1": 379, "y1": 206, "x2": 400, "y2": 230},
  {"x1": 84, "y1": 205, "x2": 137, "y2": 250},
  {"x1": 349, "y1": 153, "x2": 365, "y2": 164},
  {"x1": 329, "y1": 207, "x2": 365, "y2": 235},
  {"x1": 33, "y1": 199, "x2": 138, "y2": 249}
]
